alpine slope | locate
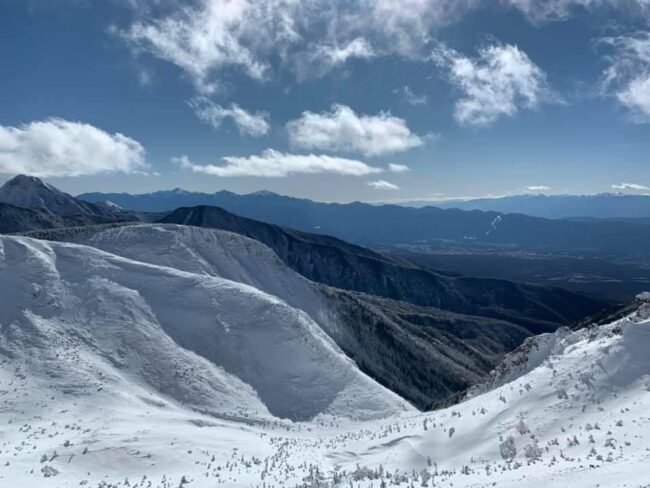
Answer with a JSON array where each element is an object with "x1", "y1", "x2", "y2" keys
[{"x1": 0, "y1": 227, "x2": 648, "y2": 487}]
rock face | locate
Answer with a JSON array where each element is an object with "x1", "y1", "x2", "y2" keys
[
  {"x1": 0, "y1": 175, "x2": 130, "y2": 219},
  {"x1": 320, "y1": 288, "x2": 530, "y2": 409},
  {"x1": 159, "y1": 205, "x2": 610, "y2": 334}
]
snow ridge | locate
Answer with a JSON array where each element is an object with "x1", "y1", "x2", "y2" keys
[{"x1": 0, "y1": 234, "x2": 409, "y2": 423}]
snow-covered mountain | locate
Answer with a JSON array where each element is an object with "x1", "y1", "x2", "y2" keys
[
  {"x1": 23, "y1": 223, "x2": 533, "y2": 409},
  {"x1": 0, "y1": 175, "x2": 130, "y2": 219},
  {"x1": 159, "y1": 205, "x2": 609, "y2": 334},
  {"x1": 1, "y1": 230, "x2": 647, "y2": 486},
  {"x1": 0, "y1": 233, "x2": 410, "y2": 421}
]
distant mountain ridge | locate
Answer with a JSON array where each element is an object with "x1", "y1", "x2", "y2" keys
[
  {"x1": 433, "y1": 193, "x2": 650, "y2": 219},
  {"x1": 80, "y1": 187, "x2": 650, "y2": 256},
  {"x1": 159, "y1": 205, "x2": 610, "y2": 334},
  {"x1": 79, "y1": 187, "x2": 247, "y2": 213}
]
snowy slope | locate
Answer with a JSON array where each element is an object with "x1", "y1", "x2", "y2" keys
[
  {"x1": 0, "y1": 235, "x2": 409, "y2": 423},
  {"x1": 0, "y1": 244, "x2": 650, "y2": 488},
  {"x1": 56, "y1": 224, "x2": 534, "y2": 408},
  {"x1": 75, "y1": 224, "x2": 329, "y2": 323},
  {"x1": 0, "y1": 232, "x2": 648, "y2": 487}
]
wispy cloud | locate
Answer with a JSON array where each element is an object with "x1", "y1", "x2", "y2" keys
[
  {"x1": 394, "y1": 85, "x2": 428, "y2": 106},
  {"x1": 287, "y1": 104, "x2": 427, "y2": 156},
  {"x1": 504, "y1": 0, "x2": 650, "y2": 23},
  {"x1": 431, "y1": 42, "x2": 556, "y2": 126},
  {"x1": 293, "y1": 38, "x2": 376, "y2": 80},
  {"x1": 375, "y1": 192, "x2": 514, "y2": 204},
  {"x1": 367, "y1": 180, "x2": 400, "y2": 190},
  {"x1": 189, "y1": 97, "x2": 270, "y2": 137},
  {"x1": 119, "y1": 0, "x2": 273, "y2": 93},
  {"x1": 118, "y1": 0, "x2": 481, "y2": 91},
  {"x1": 612, "y1": 182, "x2": 650, "y2": 191},
  {"x1": 388, "y1": 163, "x2": 410, "y2": 173},
  {"x1": 600, "y1": 33, "x2": 650, "y2": 123},
  {"x1": 0, "y1": 118, "x2": 146, "y2": 177},
  {"x1": 175, "y1": 150, "x2": 384, "y2": 177},
  {"x1": 527, "y1": 185, "x2": 551, "y2": 191}
]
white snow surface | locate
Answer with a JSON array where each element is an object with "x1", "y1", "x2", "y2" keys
[
  {"x1": 74, "y1": 224, "x2": 344, "y2": 345},
  {"x1": 0, "y1": 234, "x2": 409, "y2": 422},
  {"x1": 76, "y1": 224, "x2": 327, "y2": 315},
  {"x1": 0, "y1": 229, "x2": 649, "y2": 487}
]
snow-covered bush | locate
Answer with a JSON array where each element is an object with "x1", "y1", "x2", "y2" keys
[{"x1": 499, "y1": 436, "x2": 516, "y2": 461}]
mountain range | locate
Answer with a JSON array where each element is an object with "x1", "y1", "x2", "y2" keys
[
  {"x1": 159, "y1": 205, "x2": 607, "y2": 334},
  {"x1": 0, "y1": 174, "x2": 614, "y2": 409},
  {"x1": 431, "y1": 193, "x2": 650, "y2": 219},
  {"x1": 79, "y1": 187, "x2": 650, "y2": 257},
  {"x1": 22, "y1": 223, "x2": 534, "y2": 409},
  {"x1": 1, "y1": 174, "x2": 649, "y2": 487}
]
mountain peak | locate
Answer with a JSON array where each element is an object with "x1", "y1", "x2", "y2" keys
[
  {"x1": 0, "y1": 174, "x2": 66, "y2": 215},
  {"x1": 249, "y1": 190, "x2": 278, "y2": 197},
  {"x1": 2, "y1": 174, "x2": 52, "y2": 190},
  {"x1": 0, "y1": 174, "x2": 120, "y2": 218}
]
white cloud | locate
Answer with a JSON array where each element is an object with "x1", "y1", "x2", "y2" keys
[
  {"x1": 388, "y1": 163, "x2": 410, "y2": 173},
  {"x1": 367, "y1": 179, "x2": 400, "y2": 190},
  {"x1": 287, "y1": 104, "x2": 426, "y2": 156},
  {"x1": 320, "y1": 38, "x2": 375, "y2": 65},
  {"x1": 600, "y1": 33, "x2": 650, "y2": 122},
  {"x1": 293, "y1": 38, "x2": 376, "y2": 80},
  {"x1": 364, "y1": 0, "x2": 481, "y2": 56},
  {"x1": 189, "y1": 97, "x2": 270, "y2": 137},
  {"x1": 527, "y1": 185, "x2": 551, "y2": 191},
  {"x1": 119, "y1": 0, "x2": 481, "y2": 90},
  {"x1": 432, "y1": 43, "x2": 554, "y2": 126},
  {"x1": 504, "y1": 0, "x2": 650, "y2": 22},
  {"x1": 612, "y1": 182, "x2": 650, "y2": 191},
  {"x1": 394, "y1": 85, "x2": 428, "y2": 106},
  {"x1": 120, "y1": 0, "x2": 282, "y2": 93},
  {"x1": 0, "y1": 118, "x2": 146, "y2": 177},
  {"x1": 176, "y1": 149, "x2": 383, "y2": 177},
  {"x1": 321, "y1": 37, "x2": 375, "y2": 66},
  {"x1": 618, "y1": 77, "x2": 650, "y2": 120}
]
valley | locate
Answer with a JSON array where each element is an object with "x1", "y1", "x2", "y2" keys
[
  {"x1": 392, "y1": 244, "x2": 650, "y2": 302},
  {"x1": 0, "y1": 175, "x2": 648, "y2": 487}
]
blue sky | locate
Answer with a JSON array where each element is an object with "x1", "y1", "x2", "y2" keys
[{"x1": 1, "y1": 0, "x2": 649, "y2": 202}]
